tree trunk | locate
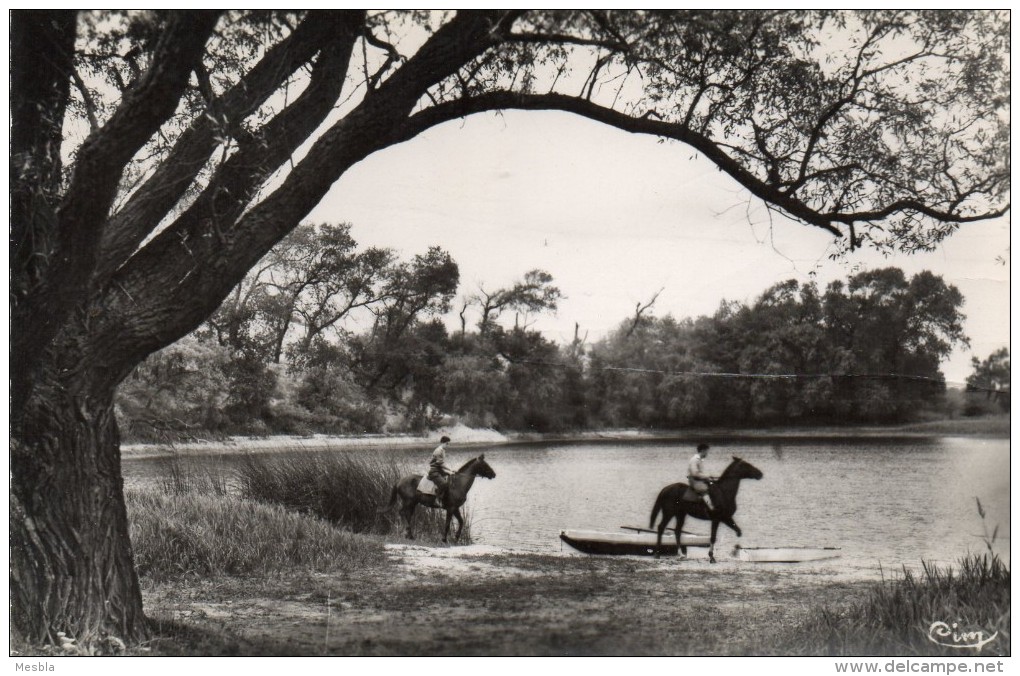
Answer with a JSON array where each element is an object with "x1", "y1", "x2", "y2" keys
[{"x1": 10, "y1": 343, "x2": 146, "y2": 647}]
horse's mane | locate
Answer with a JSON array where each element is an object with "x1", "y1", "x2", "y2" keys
[
  {"x1": 456, "y1": 456, "x2": 480, "y2": 473},
  {"x1": 718, "y1": 457, "x2": 746, "y2": 480}
]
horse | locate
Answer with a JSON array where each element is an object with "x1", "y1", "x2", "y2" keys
[
  {"x1": 381, "y1": 454, "x2": 496, "y2": 542},
  {"x1": 649, "y1": 456, "x2": 763, "y2": 563}
]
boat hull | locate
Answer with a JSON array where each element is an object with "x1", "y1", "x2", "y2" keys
[
  {"x1": 734, "y1": 546, "x2": 841, "y2": 562},
  {"x1": 560, "y1": 529, "x2": 711, "y2": 556}
]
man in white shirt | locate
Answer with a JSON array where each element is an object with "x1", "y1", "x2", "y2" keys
[
  {"x1": 687, "y1": 443, "x2": 715, "y2": 511},
  {"x1": 428, "y1": 435, "x2": 453, "y2": 506}
]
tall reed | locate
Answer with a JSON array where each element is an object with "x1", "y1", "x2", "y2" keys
[
  {"x1": 794, "y1": 553, "x2": 1010, "y2": 656},
  {"x1": 155, "y1": 451, "x2": 231, "y2": 496},
  {"x1": 235, "y1": 450, "x2": 464, "y2": 541}
]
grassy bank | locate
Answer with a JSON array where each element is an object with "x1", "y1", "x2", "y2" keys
[
  {"x1": 785, "y1": 553, "x2": 1010, "y2": 655},
  {"x1": 127, "y1": 489, "x2": 385, "y2": 583}
]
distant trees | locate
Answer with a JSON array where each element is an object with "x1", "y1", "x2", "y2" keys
[
  {"x1": 966, "y1": 348, "x2": 1010, "y2": 413},
  {"x1": 119, "y1": 261, "x2": 971, "y2": 436},
  {"x1": 120, "y1": 260, "x2": 969, "y2": 437},
  {"x1": 116, "y1": 233, "x2": 586, "y2": 437},
  {"x1": 118, "y1": 223, "x2": 458, "y2": 437},
  {"x1": 588, "y1": 268, "x2": 968, "y2": 426}
]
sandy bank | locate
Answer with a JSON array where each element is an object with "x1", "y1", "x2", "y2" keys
[
  {"x1": 137, "y1": 542, "x2": 884, "y2": 656},
  {"x1": 121, "y1": 416, "x2": 1008, "y2": 459},
  {"x1": 120, "y1": 422, "x2": 511, "y2": 459}
]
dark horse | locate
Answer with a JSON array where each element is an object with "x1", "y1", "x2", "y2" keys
[
  {"x1": 649, "y1": 456, "x2": 763, "y2": 563},
  {"x1": 382, "y1": 455, "x2": 496, "y2": 542}
]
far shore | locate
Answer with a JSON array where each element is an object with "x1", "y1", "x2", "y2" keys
[{"x1": 120, "y1": 415, "x2": 1009, "y2": 460}]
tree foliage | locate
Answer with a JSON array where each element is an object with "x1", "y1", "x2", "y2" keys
[
  {"x1": 473, "y1": 269, "x2": 563, "y2": 333},
  {"x1": 966, "y1": 348, "x2": 1010, "y2": 412},
  {"x1": 588, "y1": 269, "x2": 967, "y2": 425}
]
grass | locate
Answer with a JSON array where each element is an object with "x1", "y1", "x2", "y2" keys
[
  {"x1": 235, "y1": 450, "x2": 466, "y2": 543},
  {"x1": 126, "y1": 487, "x2": 385, "y2": 583},
  {"x1": 781, "y1": 553, "x2": 1010, "y2": 655},
  {"x1": 782, "y1": 505, "x2": 1009, "y2": 656}
]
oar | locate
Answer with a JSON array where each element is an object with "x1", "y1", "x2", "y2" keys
[{"x1": 621, "y1": 525, "x2": 699, "y2": 536}]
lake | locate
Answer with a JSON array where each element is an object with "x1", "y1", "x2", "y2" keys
[{"x1": 122, "y1": 435, "x2": 1010, "y2": 576}]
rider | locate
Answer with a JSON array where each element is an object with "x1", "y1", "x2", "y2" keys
[
  {"x1": 688, "y1": 443, "x2": 715, "y2": 511},
  {"x1": 428, "y1": 436, "x2": 453, "y2": 506}
]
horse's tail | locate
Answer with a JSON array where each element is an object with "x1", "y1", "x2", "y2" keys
[
  {"x1": 377, "y1": 482, "x2": 401, "y2": 514},
  {"x1": 649, "y1": 493, "x2": 663, "y2": 530}
]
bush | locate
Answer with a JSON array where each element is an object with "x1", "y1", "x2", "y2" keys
[
  {"x1": 293, "y1": 366, "x2": 387, "y2": 433},
  {"x1": 962, "y1": 392, "x2": 1006, "y2": 418},
  {"x1": 126, "y1": 488, "x2": 383, "y2": 582}
]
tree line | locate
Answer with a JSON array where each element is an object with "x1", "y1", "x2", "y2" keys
[{"x1": 117, "y1": 223, "x2": 993, "y2": 440}]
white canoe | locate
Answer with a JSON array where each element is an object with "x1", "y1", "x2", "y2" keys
[
  {"x1": 733, "y1": 545, "x2": 841, "y2": 562},
  {"x1": 560, "y1": 529, "x2": 711, "y2": 556}
]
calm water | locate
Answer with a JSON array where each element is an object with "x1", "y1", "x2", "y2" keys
[{"x1": 123, "y1": 436, "x2": 1010, "y2": 575}]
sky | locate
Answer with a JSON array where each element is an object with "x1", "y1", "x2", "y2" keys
[{"x1": 307, "y1": 108, "x2": 1010, "y2": 387}]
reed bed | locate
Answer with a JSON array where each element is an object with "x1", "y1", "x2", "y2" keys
[
  {"x1": 126, "y1": 487, "x2": 384, "y2": 583},
  {"x1": 786, "y1": 552, "x2": 1010, "y2": 655},
  {"x1": 235, "y1": 450, "x2": 464, "y2": 542},
  {"x1": 153, "y1": 452, "x2": 232, "y2": 496}
]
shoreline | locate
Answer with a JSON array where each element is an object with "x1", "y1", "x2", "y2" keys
[
  {"x1": 130, "y1": 541, "x2": 1007, "y2": 656},
  {"x1": 120, "y1": 416, "x2": 1009, "y2": 460}
]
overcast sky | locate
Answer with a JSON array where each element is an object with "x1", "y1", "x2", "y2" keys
[{"x1": 309, "y1": 109, "x2": 1010, "y2": 385}]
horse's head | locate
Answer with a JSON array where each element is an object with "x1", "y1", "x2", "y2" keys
[
  {"x1": 724, "y1": 456, "x2": 763, "y2": 481},
  {"x1": 459, "y1": 454, "x2": 496, "y2": 480}
]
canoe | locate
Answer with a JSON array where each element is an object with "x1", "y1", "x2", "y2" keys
[
  {"x1": 560, "y1": 529, "x2": 711, "y2": 556},
  {"x1": 733, "y1": 545, "x2": 841, "y2": 562}
]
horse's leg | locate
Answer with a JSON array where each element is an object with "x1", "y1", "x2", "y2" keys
[
  {"x1": 403, "y1": 500, "x2": 418, "y2": 540},
  {"x1": 709, "y1": 520, "x2": 720, "y2": 563},
  {"x1": 442, "y1": 508, "x2": 454, "y2": 543},
  {"x1": 453, "y1": 508, "x2": 464, "y2": 542},
  {"x1": 675, "y1": 511, "x2": 688, "y2": 559},
  {"x1": 654, "y1": 503, "x2": 670, "y2": 559},
  {"x1": 724, "y1": 517, "x2": 742, "y2": 537}
]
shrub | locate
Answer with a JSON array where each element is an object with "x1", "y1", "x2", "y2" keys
[{"x1": 126, "y1": 487, "x2": 383, "y2": 582}]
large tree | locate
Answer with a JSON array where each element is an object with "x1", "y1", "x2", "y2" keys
[{"x1": 10, "y1": 10, "x2": 1009, "y2": 645}]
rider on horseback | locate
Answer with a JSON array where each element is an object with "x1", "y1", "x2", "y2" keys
[
  {"x1": 428, "y1": 436, "x2": 453, "y2": 506},
  {"x1": 688, "y1": 443, "x2": 715, "y2": 511}
]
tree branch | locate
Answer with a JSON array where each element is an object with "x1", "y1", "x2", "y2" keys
[
  {"x1": 400, "y1": 91, "x2": 846, "y2": 237},
  {"x1": 93, "y1": 12, "x2": 516, "y2": 379},
  {"x1": 15, "y1": 10, "x2": 219, "y2": 401},
  {"x1": 96, "y1": 12, "x2": 357, "y2": 286}
]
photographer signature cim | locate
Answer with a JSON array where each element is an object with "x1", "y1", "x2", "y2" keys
[{"x1": 927, "y1": 621, "x2": 998, "y2": 651}]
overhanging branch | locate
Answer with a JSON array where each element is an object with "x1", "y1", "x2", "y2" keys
[
  {"x1": 400, "y1": 91, "x2": 845, "y2": 238},
  {"x1": 400, "y1": 91, "x2": 1009, "y2": 237}
]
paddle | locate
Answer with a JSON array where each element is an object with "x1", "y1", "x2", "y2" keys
[{"x1": 621, "y1": 525, "x2": 700, "y2": 536}]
